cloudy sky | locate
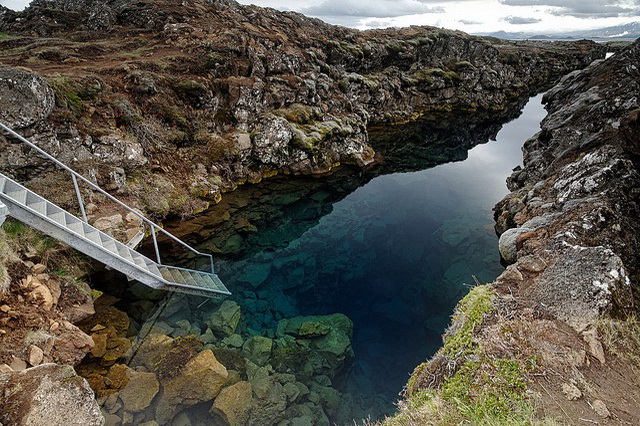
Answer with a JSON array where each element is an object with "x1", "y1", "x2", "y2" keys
[
  {"x1": 236, "y1": 0, "x2": 640, "y2": 32},
  {"x1": 1, "y1": 0, "x2": 639, "y2": 33}
]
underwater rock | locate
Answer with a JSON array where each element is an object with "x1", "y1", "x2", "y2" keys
[
  {"x1": 210, "y1": 381, "x2": 253, "y2": 426},
  {"x1": 276, "y1": 314, "x2": 354, "y2": 379},
  {"x1": 247, "y1": 375, "x2": 288, "y2": 426},
  {"x1": 242, "y1": 336, "x2": 273, "y2": 367},
  {"x1": 118, "y1": 369, "x2": 159, "y2": 413},
  {"x1": 206, "y1": 300, "x2": 242, "y2": 338},
  {"x1": 155, "y1": 349, "x2": 228, "y2": 423}
]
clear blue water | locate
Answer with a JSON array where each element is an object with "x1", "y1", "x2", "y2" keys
[{"x1": 126, "y1": 94, "x2": 546, "y2": 422}]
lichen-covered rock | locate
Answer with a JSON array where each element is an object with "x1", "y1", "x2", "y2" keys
[
  {"x1": 494, "y1": 39, "x2": 640, "y2": 326},
  {"x1": 0, "y1": 364, "x2": 104, "y2": 426},
  {"x1": 0, "y1": 66, "x2": 54, "y2": 128}
]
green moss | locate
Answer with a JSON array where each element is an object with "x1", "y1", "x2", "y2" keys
[
  {"x1": 443, "y1": 284, "x2": 494, "y2": 358},
  {"x1": 386, "y1": 40, "x2": 407, "y2": 54},
  {"x1": 49, "y1": 77, "x2": 85, "y2": 116},
  {"x1": 112, "y1": 97, "x2": 141, "y2": 126},
  {"x1": 274, "y1": 104, "x2": 322, "y2": 125},
  {"x1": 441, "y1": 359, "x2": 530, "y2": 421},
  {"x1": 160, "y1": 104, "x2": 189, "y2": 127},
  {"x1": 451, "y1": 60, "x2": 476, "y2": 72},
  {"x1": 170, "y1": 79, "x2": 208, "y2": 98}
]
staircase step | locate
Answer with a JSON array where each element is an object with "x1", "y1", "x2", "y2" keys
[
  {"x1": 26, "y1": 200, "x2": 47, "y2": 216},
  {"x1": 179, "y1": 269, "x2": 200, "y2": 287},
  {"x1": 132, "y1": 254, "x2": 151, "y2": 272},
  {"x1": 6, "y1": 190, "x2": 27, "y2": 205},
  {"x1": 100, "y1": 238, "x2": 119, "y2": 254},
  {"x1": 116, "y1": 244, "x2": 135, "y2": 264},
  {"x1": 48, "y1": 211, "x2": 67, "y2": 226},
  {"x1": 84, "y1": 230, "x2": 102, "y2": 245},
  {"x1": 67, "y1": 220, "x2": 86, "y2": 237},
  {"x1": 146, "y1": 261, "x2": 162, "y2": 278}
]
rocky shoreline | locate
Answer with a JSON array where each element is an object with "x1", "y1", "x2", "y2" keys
[{"x1": 395, "y1": 38, "x2": 640, "y2": 425}]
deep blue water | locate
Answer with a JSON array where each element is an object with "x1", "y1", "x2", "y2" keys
[{"x1": 126, "y1": 94, "x2": 546, "y2": 422}]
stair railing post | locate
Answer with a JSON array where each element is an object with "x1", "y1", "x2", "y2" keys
[
  {"x1": 71, "y1": 174, "x2": 88, "y2": 223},
  {"x1": 151, "y1": 225, "x2": 162, "y2": 265},
  {"x1": 209, "y1": 255, "x2": 215, "y2": 274}
]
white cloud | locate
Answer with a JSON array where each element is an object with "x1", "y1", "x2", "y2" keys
[{"x1": 302, "y1": 0, "x2": 444, "y2": 18}]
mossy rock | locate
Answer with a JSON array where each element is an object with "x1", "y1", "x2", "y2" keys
[
  {"x1": 153, "y1": 335, "x2": 204, "y2": 379},
  {"x1": 274, "y1": 103, "x2": 322, "y2": 125}
]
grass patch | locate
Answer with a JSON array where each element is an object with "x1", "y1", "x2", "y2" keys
[
  {"x1": 2, "y1": 220, "x2": 58, "y2": 263},
  {"x1": 598, "y1": 316, "x2": 640, "y2": 370},
  {"x1": 443, "y1": 284, "x2": 494, "y2": 358},
  {"x1": 0, "y1": 229, "x2": 18, "y2": 293},
  {"x1": 48, "y1": 76, "x2": 101, "y2": 116},
  {"x1": 1, "y1": 220, "x2": 90, "y2": 284}
]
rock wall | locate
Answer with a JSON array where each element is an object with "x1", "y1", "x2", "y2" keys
[{"x1": 0, "y1": 0, "x2": 605, "y2": 221}]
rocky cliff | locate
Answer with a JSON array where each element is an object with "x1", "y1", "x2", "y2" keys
[
  {"x1": 393, "y1": 39, "x2": 640, "y2": 425},
  {"x1": 0, "y1": 0, "x2": 604, "y2": 221}
]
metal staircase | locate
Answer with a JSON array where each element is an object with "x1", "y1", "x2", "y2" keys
[{"x1": 0, "y1": 123, "x2": 230, "y2": 298}]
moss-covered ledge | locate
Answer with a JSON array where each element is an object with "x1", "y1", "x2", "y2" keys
[{"x1": 381, "y1": 285, "x2": 556, "y2": 426}]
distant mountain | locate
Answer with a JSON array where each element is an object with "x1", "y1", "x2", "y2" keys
[{"x1": 479, "y1": 22, "x2": 640, "y2": 41}]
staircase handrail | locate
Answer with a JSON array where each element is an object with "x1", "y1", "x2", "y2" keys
[{"x1": 0, "y1": 122, "x2": 215, "y2": 274}]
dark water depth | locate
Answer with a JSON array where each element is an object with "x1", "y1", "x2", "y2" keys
[{"x1": 105, "y1": 94, "x2": 546, "y2": 423}]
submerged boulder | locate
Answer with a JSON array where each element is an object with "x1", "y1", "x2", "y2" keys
[
  {"x1": 155, "y1": 349, "x2": 229, "y2": 423},
  {"x1": 275, "y1": 314, "x2": 354, "y2": 379},
  {"x1": 210, "y1": 380, "x2": 253, "y2": 426},
  {"x1": 206, "y1": 300, "x2": 242, "y2": 338}
]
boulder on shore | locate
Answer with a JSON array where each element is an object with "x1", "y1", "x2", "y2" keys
[{"x1": 0, "y1": 363, "x2": 104, "y2": 426}]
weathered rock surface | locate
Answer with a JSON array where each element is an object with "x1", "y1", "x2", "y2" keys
[
  {"x1": 398, "y1": 39, "x2": 640, "y2": 426},
  {"x1": 118, "y1": 369, "x2": 160, "y2": 413},
  {"x1": 0, "y1": 363, "x2": 104, "y2": 426},
  {"x1": 0, "y1": 66, "x2": 54, "y2": 128},
  {"x1": 494, "y1": 39, "x2": 640, "y2": 325},
  {"x1": 0, "y1": 0, "x2": 604, "y2": 219}
]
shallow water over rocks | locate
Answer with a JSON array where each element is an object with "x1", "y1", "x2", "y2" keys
[{"x1": 85, "y1": 95, "x2": 546, "y2": 425}]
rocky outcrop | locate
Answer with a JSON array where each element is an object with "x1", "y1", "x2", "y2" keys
[
  {"x1": 0, "y1": 66, "x2": 54, "y2": 128},
  {"x1": 493, "y1": 40, "x2": 640, "y2": 326},
  {"x1": 0, "y1": 363, "x2": 105, "y2": 425},
  {"x1": 0, "y1": 0, "x2": 604, "y2": 220}
]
